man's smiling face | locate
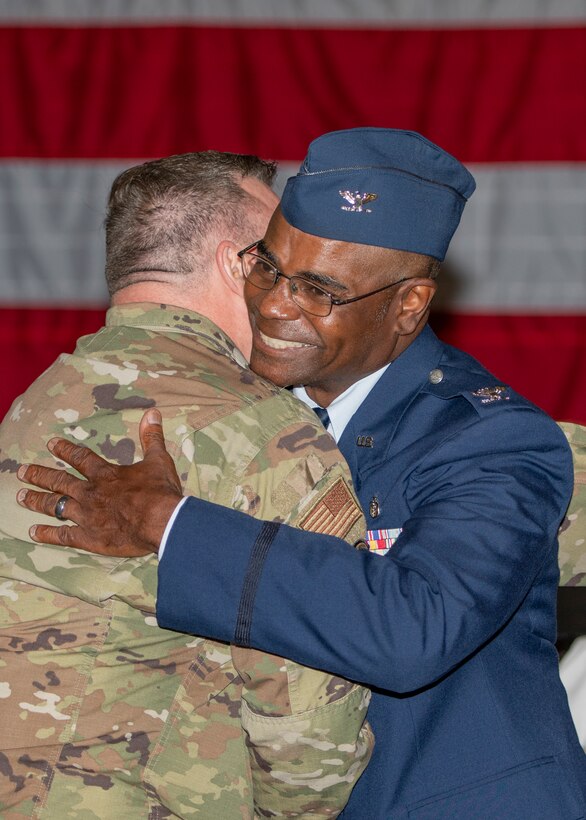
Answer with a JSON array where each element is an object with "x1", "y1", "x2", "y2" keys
[{"x1": 244, "y1": 208, "x2": 436, "y2": 407}]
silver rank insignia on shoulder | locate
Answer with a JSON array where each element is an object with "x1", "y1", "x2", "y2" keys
[
  {"x1": 369, "y1": 496, "x2": 380, "y2": 518},
  {"x1": 471, "y1": 385, "x2": 510, "y2": 403},
  {"x1": 356, "y1": 435, "x2": 374, "y2": 447},
  {"x1": 339, "y1": 190, "x2": 378, "y2": 213}
]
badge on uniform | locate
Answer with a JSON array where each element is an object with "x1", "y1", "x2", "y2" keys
[
  {"x1": 365, "y1": 528, "x2": 402, "y2": 555},
  {"x1": 471, "y1": 385, "x2": 510, "y2": 404},
  {"x1": 299, "y1": 477, "x2": 363, "y2": 539},
  {"x1": 339, "y1": 190, "x2": 378, "y2": 213}
]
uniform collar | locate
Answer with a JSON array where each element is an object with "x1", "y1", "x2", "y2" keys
[
  {"x1": 106, "y1": 302, "x2": 248, "y2": 368},
  {"x1": 293, "y1": 364, "x2": 390, "y2": 443},
  {"x1": 337, "y1": 325, "x2": 445, "y2": 471}
]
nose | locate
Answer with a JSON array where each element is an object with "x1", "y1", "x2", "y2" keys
[{"x1": 256, "y1": 275, "x2": 302, "y2": 320}]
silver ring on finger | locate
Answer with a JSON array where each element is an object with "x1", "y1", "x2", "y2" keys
[{"x1": 54, "y1": 495, "x2": 70, "y2": 521}]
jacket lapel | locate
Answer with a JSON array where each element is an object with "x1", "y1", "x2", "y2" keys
[{"x1": 338, "y1": 326, "x2": 445, "y2": 486}]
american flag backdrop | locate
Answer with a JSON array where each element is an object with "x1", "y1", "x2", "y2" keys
[{"x1": 1, "y1": 0, "x2": 585, "y2": 423}]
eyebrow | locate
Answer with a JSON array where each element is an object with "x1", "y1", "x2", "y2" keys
[{"x1": 256, "y1": 240, "x2": 349, "y2": 294}]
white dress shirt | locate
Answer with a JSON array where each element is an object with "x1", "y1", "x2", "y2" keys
[{"x1": 292, "y1": 363, "x2": 390, "y2": 443}]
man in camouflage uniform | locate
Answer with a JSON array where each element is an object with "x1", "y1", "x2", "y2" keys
[{"x1": 0, "y1": 152, "x2": 373, "y2": 818}]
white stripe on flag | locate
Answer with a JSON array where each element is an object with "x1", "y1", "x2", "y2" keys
[
  {"x1": 0, "y1": 0, "x2": 584, "y2": 25},
  {"x1": 1, "y1": 162, "x2": 583, "y2": 311}
]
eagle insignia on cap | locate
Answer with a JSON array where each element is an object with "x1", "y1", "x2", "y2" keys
[
  {"x1": 339, "y1": 190, "x2": 378, "y2": 213},
  {"x1": 471, "y1": 385, "x2": 510, "y2": 404}
]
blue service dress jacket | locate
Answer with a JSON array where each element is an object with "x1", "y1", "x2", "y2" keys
[{"x1": 157, "y1": 325, "x2": 586, "y2": 819}]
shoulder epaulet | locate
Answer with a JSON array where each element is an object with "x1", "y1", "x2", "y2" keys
[{"x1": 422, "y1": 363, "x2": 530, "y2": 415}]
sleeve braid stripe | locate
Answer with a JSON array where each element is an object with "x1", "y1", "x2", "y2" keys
[{"x1": 234, "y1": 521, "x2": 281, "y2": 647}]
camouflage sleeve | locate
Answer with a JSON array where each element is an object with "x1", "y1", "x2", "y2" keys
[
  {"x1": 187, "y1": 396, "x2": 373, "y2": 818},
  {"x1": 558, "y1": 422, "x2": 586, "y2": 586}
]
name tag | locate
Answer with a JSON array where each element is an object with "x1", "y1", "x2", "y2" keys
[{"x1": 365, "y1": 528, "x2": 402, "y2": 555}]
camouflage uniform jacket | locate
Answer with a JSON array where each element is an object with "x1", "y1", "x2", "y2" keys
[
  {"x1": 558, "y1": 421, "x2": 586, "y2": 586},
  {"x1": 0, "y1": 303, "x2": 373, "y2": 819}
]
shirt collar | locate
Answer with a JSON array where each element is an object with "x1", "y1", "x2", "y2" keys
[
  {"x1": 292, "y1": 363, "x2": 390, "y2": 442},
  {"x1": 106, "y1": 302, "x2": 248, "y2": 368}
]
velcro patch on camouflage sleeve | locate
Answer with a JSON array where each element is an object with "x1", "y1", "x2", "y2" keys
[{"x1": 299, "y1": 477, "x2": 362, "y2": 538}]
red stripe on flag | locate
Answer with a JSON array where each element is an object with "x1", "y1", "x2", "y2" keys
[
  {"x1": 1, "y1": 306, "x2": 106, "y2": 419},
  {"x1": 1, "y1": 25, "x2": 584, "y2": 161},
  {"x1": 2, "y1": 308, "x2": 585, "y2": 425}
]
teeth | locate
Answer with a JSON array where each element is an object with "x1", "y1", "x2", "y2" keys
[{"x1": 259, "y1": 330, "x2": 308, "y2": 350}]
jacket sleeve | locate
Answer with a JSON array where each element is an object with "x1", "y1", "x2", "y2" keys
[
  {"x1": 557, "y1": 421, "x2": 586, "y2": 587},
  {"x1": 159, "y1": 406, "x2": 573, "y2": 696},
  {"x1": 233, "y1": 642, "x2": 373, "y2": 817}
]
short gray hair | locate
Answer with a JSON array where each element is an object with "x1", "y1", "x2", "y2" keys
[{"x1": 104, "y1": 151, "x2": 277, "y2": 295}]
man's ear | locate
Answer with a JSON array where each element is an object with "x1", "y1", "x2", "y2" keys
[
  {"x1": 215, "y1": 240, "x2": 244, "y2": 295},
  {"x1": 395, "y1": 279, "x2": 437, "y2": 336}
]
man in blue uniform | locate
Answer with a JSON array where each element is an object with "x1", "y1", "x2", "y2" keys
[{"x1": 17, "y1": 128, "x2": 586, "y2": 818}]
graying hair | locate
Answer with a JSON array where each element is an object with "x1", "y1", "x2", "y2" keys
[{"x1": 104, "y1": 151, "x2": 277, "y2": 295}]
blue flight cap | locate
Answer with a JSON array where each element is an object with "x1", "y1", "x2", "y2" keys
[{"x1": 280, "y1": 128, "x2": 476, "y2": 261}]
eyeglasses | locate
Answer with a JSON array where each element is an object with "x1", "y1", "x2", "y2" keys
[{"x1": 237, "y1": 241, "x2": 414, "y2": 318}]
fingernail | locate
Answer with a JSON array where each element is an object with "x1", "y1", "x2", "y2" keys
[
  {"x1": 146, "y1": 409, "x2": 162, "y2": 424},
  {"x1": 29, "y1": 525, "x2": 38, "y2": 539},
  {"x1": 47, "y1": 438, "x2": 57, "y2": 452},
  {"x1": 16, "y1": 489, "x2": 27, "y2": 504},
  {"x1": 17, "y1": 465, "x2": 27, "y2": 479}
]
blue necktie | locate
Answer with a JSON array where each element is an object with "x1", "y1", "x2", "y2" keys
[{"x1": 313, "y1": 405, "x2": 331, "y2": 429}]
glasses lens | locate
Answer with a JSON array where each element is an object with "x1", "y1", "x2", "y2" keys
[
  {"x1": 241, "y1": 250, "x2": 332, "y2": 317},
  {"x1": 290, "y1": 278, "x2": 332, "y2": 317},
  {"x1": 243, "y1": 253, "x2": 278, "y2": 290}
]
